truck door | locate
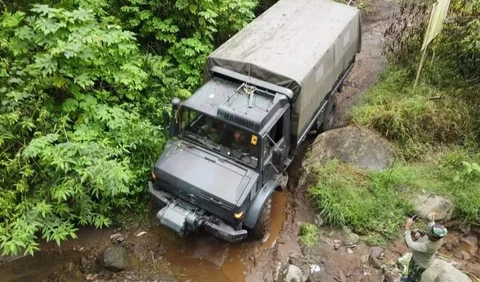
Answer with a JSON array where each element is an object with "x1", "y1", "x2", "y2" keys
[{"x1": 262, "y1": 115, "x2": 286, "y2": 185}]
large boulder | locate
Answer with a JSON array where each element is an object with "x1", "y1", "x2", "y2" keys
[
  {"x1": 412, "y1": 194, "x2": 453, "y2": 220},
  {"x1": 303, "y1": 126, "x2": 394, "y2": 172},
  {"x1": 277, "y1": 264, "x2": 304, "y2": 282},
  {"x1": 102, "y1": 245, "x2": 129, "y2": 272},
  {"x1": 421, "y1": 259, "x2": 472, "y2": 282}
]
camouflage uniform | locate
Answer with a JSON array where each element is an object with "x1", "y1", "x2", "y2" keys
[
  {"x1": 403, "y1": 220, "x2": 448, "y2": 282},
  {"x1": 406, "y1": 258, "x2": 426, "y2": 282},
  {"x1": 199, "y1": 122, "x2": 221, "y2": 143}
]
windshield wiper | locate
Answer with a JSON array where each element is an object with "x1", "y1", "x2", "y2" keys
[
  {"x1": 184, "y1": 132, "x2": 208, "y2": 147},
  {"x1": 211, "y1": 144, "x2": 223, "y2": 152},
  {"x1": 185, "y1": 132, "x2": 223, "y2": 152}
]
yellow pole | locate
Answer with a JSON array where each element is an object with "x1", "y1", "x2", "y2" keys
[{"x1": 413, "y1": 46, "x2": 428, "y2": 91}]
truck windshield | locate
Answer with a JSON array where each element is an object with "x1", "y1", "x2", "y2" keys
[{"x1": 179, "y1": 108, "x2": 259, "y2": 169}]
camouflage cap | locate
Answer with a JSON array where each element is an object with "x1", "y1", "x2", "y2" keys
[{"x1": 427, "y1": 224, "x2": 448, "y2": 239}]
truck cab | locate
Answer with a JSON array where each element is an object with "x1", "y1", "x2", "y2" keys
[{"x1": 149, "y1": 67, "x2": 293, "y2": 242}]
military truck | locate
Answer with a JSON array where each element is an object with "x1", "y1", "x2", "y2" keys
[{"x1": 148, "y1": 0, "x2": 362, "y2": 242}]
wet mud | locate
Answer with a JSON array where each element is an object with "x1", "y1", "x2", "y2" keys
[
  {"x1": 0, "y1": 192, "x2": 288, "y2": 282},
  {"x1": 157, "y1": 191, "x2": 288, "y2": 282}
]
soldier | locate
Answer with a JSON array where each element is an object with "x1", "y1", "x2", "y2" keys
[
  {"x1": 230, "y1": 129, "x2": 258, "y2": 158},
  {"x1": 231, "y1": 130, "x2": 247, "y2": 151},
  {"x1": 199, "y1": 119, "x2": 222, "y2": 143},
  {"x1": 402, "y1": 212, "x2": 448, "y2": 282}
]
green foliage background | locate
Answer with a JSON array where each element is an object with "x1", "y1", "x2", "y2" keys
[{"x1": 0, "y1": 0, "x2": 260, "y2": 255}]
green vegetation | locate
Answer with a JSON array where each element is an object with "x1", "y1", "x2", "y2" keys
[
  {"x1": 309, "y1": 151, "x2": 480, "y2": 242},
  {"x1": 350, "y1": 67, "x2": 478, "y2": 160},
  {"x1": 310, "y1": 159, "x2": 413, "y2": 240},
  {"x1": 308, "y1": 0, "x2": 480, "y2": 244},
  {"x1": 299, "y1": 222, "x2": 319, "y2": 247},
  {"x1": 0, "y1": 0, "x2": 259, "y2": 256}
]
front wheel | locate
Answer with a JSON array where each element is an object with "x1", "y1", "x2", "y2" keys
[{"x1": 250, "y1": 197, "x2": 271, "y2": 241}]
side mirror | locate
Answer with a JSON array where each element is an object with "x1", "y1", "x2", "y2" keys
[
  {"x1": 170, "y1": 97, "x2": 181, "y2": 137},
  {"x1": 162, "y1": 109, "x2": 170, "y2": 127},
  {"x1": 272, "y1": 146, "x2": 282, "y2": 167}
]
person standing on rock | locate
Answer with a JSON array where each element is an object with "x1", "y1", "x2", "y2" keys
[{"x1": 402, "y1": 212, "x2": 448, "y2": 282}]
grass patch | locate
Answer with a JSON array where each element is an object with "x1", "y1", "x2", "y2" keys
[
  {"x1": 363, "y1": 234, "x2": 389, "y2": 247},
  {"x1": 299, "y1": 222, "x2": 319, "y2": 247},
  {"x1": 308, "y1": 149, "x2": 480, "y2": 243},
  {"x1": 349, "y1": 67, "x2": 479, "y2": 160},
  {"x1": 309, "y1": 159, "x2": 415, "y2": 240}
]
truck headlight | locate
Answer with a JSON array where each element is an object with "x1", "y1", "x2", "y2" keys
[{"x1": 234, "y1": 211, "x2": 245, "y2": 219}]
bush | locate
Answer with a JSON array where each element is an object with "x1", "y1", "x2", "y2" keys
[
  {"x1": 0, "y1": 0, "x2": 261, "y2": 256},
  {"x1": 0, "y1": 5, "x2": 167, "y2": 256},
  {"x1": 383, "y1": 0, "x2": 480, "y2": 80},
  {"x1": 350, "y1": 68, "x2": 477, "y2": 159},
  {"x1": 357, "y1": 0, "x2": 480, "y2": 160}
]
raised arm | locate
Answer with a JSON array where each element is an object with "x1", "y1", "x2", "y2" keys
[
  {"x1": 404, "y1": 215, "x2": 429, "y2": 253},
  {"x1": 427, "y1": 211, "x2": 436, "y2": 229},
  {"x1": 404, "y1": 230, "x2": 429, "y2": 252}
]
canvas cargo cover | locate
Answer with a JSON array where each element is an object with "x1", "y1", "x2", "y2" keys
[{"x1": 207, "y1": 0, "x2": 361, "y2": 136}]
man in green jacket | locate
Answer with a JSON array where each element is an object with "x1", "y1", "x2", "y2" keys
[
  {"x1": 199, "y1": 119, "x2": 223, "y2": 144},
  {"x1": 403, "y1": 212, "x2": 448, "y2": 282}
]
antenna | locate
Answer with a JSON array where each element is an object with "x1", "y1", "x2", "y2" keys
[{"x1": 244, "y1": 84, "x2": 256, "y2": 108}]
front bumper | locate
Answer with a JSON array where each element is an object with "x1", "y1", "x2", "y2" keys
[{"x1": 148, "y1": 181, "x2": 248, "y2": 242}]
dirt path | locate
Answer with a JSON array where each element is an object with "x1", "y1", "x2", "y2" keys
[
  {"x1": 334, "y1": 0, "x2": 394, "y2": 128},
  {"x1": 0, "y1": 1, "x2": 399, "y2": 282}
]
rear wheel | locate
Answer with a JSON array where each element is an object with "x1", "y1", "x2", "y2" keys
[
  {"x1": 321, "y1": 94, "x2": 337, "y2": 132},
  {"x1": 250, "y1": 197, "x2": 271, "y2": 241},
  {"x1": 338, "y1": 80, "x2": 345, "y2": 93}
]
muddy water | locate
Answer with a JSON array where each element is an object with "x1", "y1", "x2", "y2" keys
[
  {"x1": 157, "y1": 191, "x2": 288, "y2": 281},
  {"x1": 0, "y1": 192, "x2": 288, "y2": 282},
  {"x1": 0, "y1": 250, "x2": 88, "y2": 282}
]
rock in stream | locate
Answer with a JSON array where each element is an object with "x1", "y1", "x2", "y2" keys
[{"x1": 102, "y1": 245, "x2": 129, "y2": 272}]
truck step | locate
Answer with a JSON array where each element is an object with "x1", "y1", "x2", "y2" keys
[{"x1": 282, "y1": 157, "x2": 293, "y2": 168}]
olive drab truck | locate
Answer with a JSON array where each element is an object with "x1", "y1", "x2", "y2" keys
[{"x1": 148, "y1": 0, "x2": 362, "y2": 242}]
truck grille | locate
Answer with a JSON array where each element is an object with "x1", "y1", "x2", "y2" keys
[{"x1": 198, "y1": 191, "x2": 235, "y2": 221}]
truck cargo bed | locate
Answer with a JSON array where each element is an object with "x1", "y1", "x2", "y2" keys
[{"x1": 207, "y1": 0, "x2": 361, "y2": 138}]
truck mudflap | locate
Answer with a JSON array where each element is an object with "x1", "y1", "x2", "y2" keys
[{"x1": 148, "y1": 181, "x2": 248, "y2": 242}]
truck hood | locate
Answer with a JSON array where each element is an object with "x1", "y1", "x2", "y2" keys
[{"x1": 154, "y1": 140, "x2": 257, "y2": 208}]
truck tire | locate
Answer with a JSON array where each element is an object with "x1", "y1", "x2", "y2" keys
[
  {"x1": 250, "y1": 197, "x2": 271, "y2": 240},
  {"x1": 321, "y1": 94, "x2": 337, "y2": 132},
  {"x1": 338, "y1": 81, "x2": 344, "y2": 93}
]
